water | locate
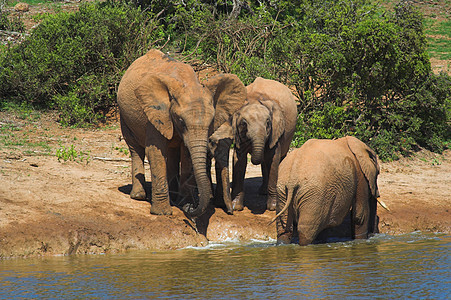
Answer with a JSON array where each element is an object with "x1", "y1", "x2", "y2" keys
[{"x1": 1, "y1": 232, "x2": 449, "y2": 299}]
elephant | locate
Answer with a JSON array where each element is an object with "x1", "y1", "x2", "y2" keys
[
  {"x1": 271, "y1": 136, "x2": 380, "y2": 246},
  {"x1": 117, "y1": 49, "x2": 246, "y2": 217},
  {"x1": 208, "y1": 121, "x2": 235, "y2": 214},
  {"x1": 230, "y1": 77, "x2": 298, "y2": 211}
]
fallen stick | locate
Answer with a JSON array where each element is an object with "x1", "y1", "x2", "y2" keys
[
  {"x1": 93, "y1": 156, "x2": 149, "y2": 163},
  {"x1": 93, "y1": 156, "x2": 131, "y2": 162}
]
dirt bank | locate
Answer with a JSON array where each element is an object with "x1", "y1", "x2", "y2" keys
[{"x1": 0, "y1": 112, "x2": 450, "y2": 258}]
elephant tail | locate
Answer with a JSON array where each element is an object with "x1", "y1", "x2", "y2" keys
[{"x1": 268, "y1": 185, "x2": 296, "y2": 225}]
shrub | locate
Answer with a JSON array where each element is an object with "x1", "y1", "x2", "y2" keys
[
  {"x1": 187, "y1": 0, "x2": 448, "y2": 160},
  {"x1": 0, "y1": 2, "x2": 161, "y2": 124},
  {"x1": 1, "y1": 0, "x2": 449, "y2": 160}
]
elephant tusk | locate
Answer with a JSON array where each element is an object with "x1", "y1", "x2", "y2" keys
[{"x1": 377, "y1": 198, "x2": 390, "y2": 211}]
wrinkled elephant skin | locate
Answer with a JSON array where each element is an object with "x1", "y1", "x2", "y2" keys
[
  {"x1": 273, "y1": 136, "x2": 380, "y2": 245},
  {"x1": 117, "y1": 49, "x2": 246, "y2": 217}
]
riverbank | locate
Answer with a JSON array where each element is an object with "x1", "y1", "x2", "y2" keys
[{"x1": 0, "y1": 112, "x2": 450, "y2": 258}]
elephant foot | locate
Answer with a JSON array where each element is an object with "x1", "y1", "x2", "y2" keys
[
  {"x1": 150, "y1": 201, "x2": 172, "y2": 215},
  {"x1": 215, "y1": 197, "x2": 234, "y2": 215},
  {"x1": 130, "y1": 188, "x2": 146, "y2": 201},
  {"x1": 354, "y1": 231, "x2": 368, "y2": 240},
  {"x1": 225, "y1": 203, "x2": 234, "y2": 215},
  {"x1": 266, "y1": 197, "x2": 277, "y2": 211},
  {"x1": 213, "y1": 193, "x2": 234, "y2": 215},
  {"x1": 277, "y1": 233, "x2": 292, "y2": 245},
  {"x1": 232, "y1": 193, "x2": 245, "y2": 211}
]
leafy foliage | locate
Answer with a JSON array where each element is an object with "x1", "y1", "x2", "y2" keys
[
  {"x1": 0, "y1": 0, "x2": 449, "y2": 160},
  {"x1": 56, "y1": 144, "x2": 90, "y2": 163},
  {"x1": 0, "y1": 2, "x2": 160, "y2": 125}
]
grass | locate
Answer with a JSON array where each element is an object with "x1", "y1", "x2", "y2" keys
[
  {"x1": 113, "y1": 145, "x2": 129, "y2": 156},
  {"x1": 7, "y1": 0, "x2": 56, "y2": 6},
  {"x1": 0, "y1": 126, "x2": 53, "y2": 153},
  {"x1": 1, "y1": 102, "x2": 41, "y2": 121},
  {"x1": 0, "y1": 108, "x2": 52, "y2": 154},
  {"x1": 424, "y1": 19, "x2": 451, "y2": 60},
  {"x1": 376, "y1": 0, "x2": 450, "y2": 63}
]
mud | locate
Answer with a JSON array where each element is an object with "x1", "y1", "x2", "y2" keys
[{"x1": 0, "y1": 112, "x2": 449, "y2": 258}]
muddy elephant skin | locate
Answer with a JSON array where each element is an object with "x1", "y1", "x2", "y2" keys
[
  {"x1": 273, "y1": 136, "x2": 380, "y2": 245},
  {"x1": 117, "y1": 49, "x2": 246, "y2": 217}
]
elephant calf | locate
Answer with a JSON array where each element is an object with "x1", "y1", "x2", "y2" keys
[
  {"x1": 231, "y1": 77, "x2": 298, "y2": 211},
  {"x1": 273, "y1": 136, "x2": 380, "y2": 245},
  {"x1": 208, "y1": 122, "x2": 235, "y2": 214}
]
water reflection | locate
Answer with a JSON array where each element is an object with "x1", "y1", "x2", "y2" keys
[{"x1": 1, "y1": 232, "x2": 449, "y2": 299}]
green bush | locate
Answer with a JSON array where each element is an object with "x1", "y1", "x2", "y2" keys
[
  {"x1": 0, "y1": 1, "x2": 160, "y2": 124},
  {"x1": 177, "y1": 0, "x2": 449, "y2": 160},
  {"x1": 0, "y1": 0, "x2": 449, "y2": 160}
]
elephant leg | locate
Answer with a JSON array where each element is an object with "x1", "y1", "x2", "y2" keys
[
  {"x1": 167, "y1": 146, "x2": 180, "y2": 206},
  {"x1": 297, "y1": 227, "x2": 317, "y2": 246},
  {"x1": 276, "y1": 185, "x2": 293, "y2": 244},
  {"x1": 231, "y1": 148, "x2": 247, "y2": 211},
  {"x1": 130, "y1": 147, "x2": 147, "y2": 200},
  {"x1": 214, "y1": 162, "x2": 224, "y2": 206},
  {"x1": 369, "y1": 195, "x2": 379, "y2": 235},
  {"x1": 352, "y1": 171, "x2": 370, "y2": 239},
  {"x1": 297, "y1": 213, "x2": 321, "y2": 246},
  {"x1": 214, "y1": 139, "x2": 233, "y2": 214},
  {"x1": 259, "y1": 162, "x2": 269, "y2": 195},
  {"x1": 121, "y1": 118, "x2": 146, "y2": 200},
  {"x1": 146, "y1": 130, "x2": 172, "y2": 215},
  {"x1": 266, "y1": 146, "x2": 281, "y2": 211},
  {"x1": 215, "y1": 163, "x2": 233, "y2": 214}
]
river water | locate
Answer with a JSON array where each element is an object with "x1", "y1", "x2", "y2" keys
[{"x1": 1, "y1": 232, "x2": 449, "y2": 299}]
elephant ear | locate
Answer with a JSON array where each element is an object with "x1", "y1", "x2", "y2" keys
[
  {"x1": 231, "y1": 110, "x2": 248, "y2": 150},
  {"x1": 346, "y1": 136, "x2": 380, "y2": 198},
  {"x1": 134, "y1": 74, "x2": 183, "y2": 140},
  {"x1": 203, "y1": 74, "x2": 247, "y2": 131},
  {"x1": 260, "y1": 99, "x2": 285, "y2": 149}
]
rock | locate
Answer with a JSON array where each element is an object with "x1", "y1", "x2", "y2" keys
[{"x1": 14, "y1": 2, "x2": 30, "y2": 12}]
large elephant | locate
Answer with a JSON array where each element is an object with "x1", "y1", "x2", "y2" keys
[
  {"x1": 117, "y1": 49, "x2": 246, "y2": 217},
  {"x1": 231, "y1": 77, "x2": 298, "y2": 211},
  {"x1": 272, "y1": 136, "x2": 380, "y2": 245}
]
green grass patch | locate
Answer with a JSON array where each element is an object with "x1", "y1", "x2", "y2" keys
[
  {"x1": 7, "y1": 0, "x2": 55, "y2": 6},
  {"x1": 427, "y1": 38, "x2": 451, "y2": 60},
  {"x1": 425, "y1": 19, "x2": 451, "y2": 60},
  {"x1": 0, "y1": 123, "x2": 52, "y2": 153}
]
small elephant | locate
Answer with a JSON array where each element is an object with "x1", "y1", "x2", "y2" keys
[
  {"x1": 272, "y1": 136, "x2": 380, "y2": 245},
  {"x1": 117, "y1": 49, "x2": 246, "y2": 217},
  {"x1": 208, "y1": 122, "x2": 235, "y2": 214},
  {"x1": 231, "y1": 77, "x2": 298, "y2": 211}
]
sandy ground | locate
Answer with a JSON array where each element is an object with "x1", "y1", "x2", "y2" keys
[{"x1": 0, "y1": 112, "x2": 449, "y2": 258}]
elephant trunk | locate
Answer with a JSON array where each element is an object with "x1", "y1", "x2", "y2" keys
[
  {"x1": 250, "y1": 141, "x2": 265, "y2": 165},
  {"x1": 183, "y1": 136, "x2": 212, "y2": 218}
]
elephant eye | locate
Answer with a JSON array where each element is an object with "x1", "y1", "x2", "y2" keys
[
  {"x1": 266, "y1": 119, "x2": 271, "y2": 130},
  {"x1": 178, "y1": 117, "x2": 186, "y2": 130}
]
